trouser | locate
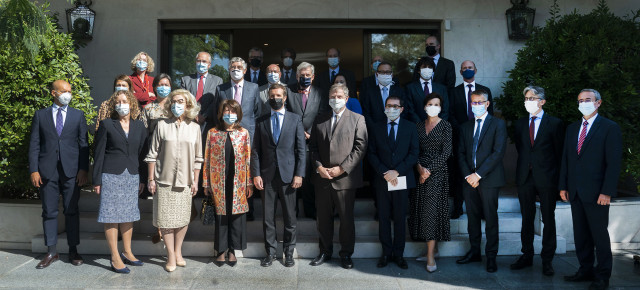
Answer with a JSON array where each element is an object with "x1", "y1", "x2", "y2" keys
[
  {"x1": 262, "y1": 170, "x2": 297, "y2": 256},
  {"x1": 299, "y1": 148, "x2": 316, "y2": 218},
  {"x1": 463, "y1": 183, "x2": 499, "y2": 257},
  {"x1": 571, "y1": 195, "x2": 612, "y2": 280},
  {"x1": 41, "y1": 162, "x2": 80, "y2": 247},
  {"x1": 518, "y1": 170, "x2": 557, "y2": 262},
  {"x1": 375, "y1": 181, "x2": 408, "y2": 257},
  {"x1": 315, "y1": 184, "x2": 355, "y2": 257},
  {"x1": 214, "y1": 179, "x2": 246, "y2": 252}
]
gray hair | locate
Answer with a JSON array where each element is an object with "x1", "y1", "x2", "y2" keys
[
  {"x1": 580, "y1": 89, "x2": 601, "y2": 101},
  {"x1": 471, "y1": 89, "x2": 489, "y2": 102},
  {"x1": 523, "y1": 85, "x2": 546, "y2": 100},
  {"x1": 229, "y1": 57, "x2": 247, "y2": 70},
  {"x1": 296, "y1": 62, "x2": 315, "y2": 75},
  {"x1": 196, "y1": 52, "x2": 212, "y2": 62},
  {"x1": 329, "y1": 83, "x2": 349, "y2": 98}
]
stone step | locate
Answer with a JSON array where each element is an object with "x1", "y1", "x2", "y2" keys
[{"x1": 32, "y1": 232, "x2": 566, "y2": 258}]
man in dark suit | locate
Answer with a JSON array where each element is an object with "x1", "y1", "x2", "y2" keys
[
  {"x1": 286, "y1": 62, "x2": 328, "y2": 219},
  {"x1": 360, "y1": 61, "x2": 407, "y2": 127},
  {"x1": 560, "y1": 89, "x2": 622, "y2": 290},
  {"x1": 315, "y1": 48, "x2": 357, "y2": 98},
  {"x1": 448, "y1": 60, "x2": 494, "y2": 219},
  {"x1": 309, "y1": 83, "x2": 368, "y2": 269},
  {"x1": 280, "y1": 48, "x2": 298, "y2": 86},
  {"x1": 29, "y1": 80, "x2": 89, "y2": 269},
  {"x1": 180, "y1": 51, "x2": 224, "y2": 131},
  {"x1": 405, "y1": 57, "x2": 450, "y2": 123},
  {"x1": 367, "y1": 95, "x2": 419, "y2": 270},
  {"x1": 455, "y1": 90, "x2": 507, "y2": 273},
  {"x1": 215, "y1": 57, "x2": 261, "y2": 220},
  {"x1": 359, "y1": 55, "x2": 384, "y2": 92},
  {"x1": 413, "y1": 36, "x2": 456, "y2": 90},
  {"x1": 511, "y1": 86, "x2": 564, "y2": 276},
  {"x1": 244, "y1": 47, "x2": 268, "y2": 87},
  {"x1": 252, "y1": 84, "x2": 306, "y2": 268}
]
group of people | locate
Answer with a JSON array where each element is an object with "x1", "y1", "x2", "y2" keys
[{"x1": 27, "y1": 35, "x2": 621, "y2": 290}]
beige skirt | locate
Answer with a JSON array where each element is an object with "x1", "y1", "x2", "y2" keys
[{"x1": 153, "y1": 184, "x2": 192, "y2": 228}]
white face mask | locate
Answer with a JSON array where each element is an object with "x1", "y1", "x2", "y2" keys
[
  {"x1": 578, "y1": 102, "x2": 596, "y2": 116},
  {"x1": 420, "y1": 67, "x2": 434, "y2": 80},
  {"x1": 425, "y1": 106, "x2": 441, "y2": 117},
  {"x1": 377, "y1": 74, "x2": 393, "y2": 86},
  {"x1": 230, "y1": 69, "x2": 244, "y2": 81},
  {"x1": 472, "y1": 104, "x2": 487, "y2": 117},
  {"x1": 115, "y1": 103, "x2": 130, "y2": 116},
  {"x1": 57, "y1": 92, "x2": 72, "y2": 106},
  {"x1": 384, "y1": 107, "x2": 401, "y2": 121},
  {"x1": 267, "y1": 72, "x2": 280, "y2": 84},
  {"x1": 171, "y1": 103, "x2": 185, "y2": 117},
  {"x1": 283, "y1": 57, "x2": 293, "y2": 67},
  {"x1": 524, "y1": 100, "x2": 540, "y2": 115},
  {"x1": 329, "y1": 98, "x2": 346, "y2": 112}
]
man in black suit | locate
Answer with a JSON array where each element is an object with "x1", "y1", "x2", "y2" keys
[
  {"x1": 244, "y1": 47, "x2": 268, "y2": 87},
  {"x1": 511, "y1": 86, "x2": 564, "y2": 276},
  {"x1": 316, "y1": 48, "x2": 357, "y2": 98},
  {"x1": 405, "y1": 57, "x2": 450, "y2": 123},
  {"x1": 360, "y1": 55, "x2": 384, "y2": 93},
  {"x1": 360, "y1": 61, "x2": 406, "y2": 128},
  {"x1": 29, "y1": 80, "x2": 89, "y2": 269},
  {"x1": 252, "y1": 84, "x2": 306, "y2": 268},
  {"x1": 413, "y1": 36, "x2": 456, "y2": 90},
  {"x1": 280, "y1": 48, "x2": 298, "y2": 86},
  {"x1": 448, "y1": 60, "x2": 494, "y2": 219},
  {"x1": 560, "y1": 89, "x2": 622, "y2": 290},
  {"x1": 367, "y1": 95, "x2": 419, "y2": 270},
  {"x1": 455, "y1": 90, "x2": 507, "y2": 273}
]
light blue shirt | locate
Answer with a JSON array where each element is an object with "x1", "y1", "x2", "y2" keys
[
  {"x1": 52, "y1": 103, "x2": 68, "y2": 128},
  {"x1": 387, "y1": 118, "x2": 399, "y2": 140},
  {"x1": 529, "y1": 109, "x2": 544, "y2": 140},
  {"x1": 270, "y1": 107, "x2": 285, "y2": 134}
]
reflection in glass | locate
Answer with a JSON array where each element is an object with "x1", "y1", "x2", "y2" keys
[{"x1": 168, "y1": 34, "x2": 231, "y2": 87}]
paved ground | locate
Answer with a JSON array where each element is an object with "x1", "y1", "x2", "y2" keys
[{"x1": 0, "y1": 250, "x2": 639, "y2": 289}]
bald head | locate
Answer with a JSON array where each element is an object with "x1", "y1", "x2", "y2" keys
[
  {"x1": 52, "y1": 80, "x2": 71, "y2": 94},
  {"x1": 196, "y1": 52, "x2": 212, "y2": 63},
  {"x1": 460, "y1": 60, "x2": 477, "y2": 81},
  {"x1": 266, "y1": 63, "x2": 281, "y2": 75}
]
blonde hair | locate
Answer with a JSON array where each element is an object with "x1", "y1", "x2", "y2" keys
[
  {"x1": 164, "y1": 89, "x2": 200, "y2": 121},
  {"x1": 130, "y1": 51, "x2": 155, "y2": 73},
  {"x1": 107, "y1": 90, "x2": 140, "y2": 120}
]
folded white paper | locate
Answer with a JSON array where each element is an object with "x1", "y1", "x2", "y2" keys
[{"x1": 388, "y1": 176, "x2": 407, "y2": 191}]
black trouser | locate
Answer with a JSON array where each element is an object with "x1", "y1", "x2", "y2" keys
[
  {"x1": 315, "y1": 184, "x2": 355, "y2": 257},
  {"x1": 375, "y1": 181, "x2": 408, "y2": 257},
  {"x1": 214, "y1": 177, "x2": 246, "y2": 253},
  {"x1": 571, "y1": 195, "x2": 612, "y2": 280},
  {"x1": 41, "y1": 162, "x2": 80, "y2": 247},
  {"x1": 463, "y1": 183, "x2": 499, "y2": 258},
  {"x1": 518, "y1": 170, "x2": 557, "y2": 262},
  {"x1": 261, "y1": 170, "x2": 297, "y2": 256},
  {"x1": 299, "y1": 148, "x2": 316, "y2": 218}
]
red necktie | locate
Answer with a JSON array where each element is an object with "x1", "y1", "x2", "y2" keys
[
  {"x1": 577, "y1": 120, "x2": 588, "y2": 155},
  {"x1": 529, "y1": 116, "x2": 537, "y2": 146},
  {"x1": 196, "y1": 74, "x2": 204, "y2": 102}
]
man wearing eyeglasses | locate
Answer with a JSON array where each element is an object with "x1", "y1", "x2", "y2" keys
[
  {"x1": 559, "y1": 89, "x2": 622, "y2": 290},
  {"x1": 511, "y1": 86, "x2": 565, "y2": 276},
  {"x1": 455, "y1": 90, "x2": 507, "y2": 273},
  {"x1": 361, "y1": 61, "x2": 407, "y2": 128}
]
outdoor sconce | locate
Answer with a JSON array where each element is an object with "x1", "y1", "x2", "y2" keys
[
  {"x1": 506, "y1": 0, "x2": 535, "y2": 40},
  {"x1": 66, "y1": 1, "x2": 95, "y2": 40}
]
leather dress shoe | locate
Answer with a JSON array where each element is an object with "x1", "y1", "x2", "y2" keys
[
  {"x1": 340, "y1": 256, "x2": 354, "y2": 269},
  {"x1": 456, "y1": 251, "x2": 482, "y2": 264},
  {"x1": 261, "y1": 255, "x2": 276, "y2": 267},
  {"x1": 69, "y1": 252, "x2": 83, "y2": 266},
  {"x1": 284, "y1": 254, "x2": 295, "y2": 267},
  {"x1": 486, "y1": 257, "x2": 497, "y2": 273},
  {"x1": 542, "y1": 262, "x2": 555, "y2": 276},
  {"x1": 377, "y1": 256, "x2": 389, "y2": 268},
  {"x1": 588, "y1": 279, "x2": 609, "y2": 290},
  {"x1": 310, "y1": 253, "x2": 331, "y2": 266},
  {"x1": 36, "y1": 253, "x2": 59, "y2": 269},
  {"x1": 394, "y1": 256, "x2": 408, "y2": 269},
  {"x1": 509, "y1": 255, "x2": 533, "y2": 270},
  {"x1": 564, "y1": 271, "x2": 595, "y2": 282}
]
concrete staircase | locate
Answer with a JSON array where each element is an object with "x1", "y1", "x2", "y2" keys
[{"x1": 32, "y1": 188, "x2": 566, "y2": 258}]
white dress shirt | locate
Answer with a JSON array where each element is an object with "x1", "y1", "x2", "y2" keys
[
  {"x1": 578, "y1": 113, "x2": 598, "y2": 143},
  {"x1": 197, "y1": 72, "x2": 208, "y2": 87},
  {"x1": 420, "y1": 78, "x2": 432, "y2": 93},
  {"x1": 52, "y1": 103, "x2": 68, "y2": 128},
  {"x1": 464, "y1": 81, "x2": 477, "y2": 107}
]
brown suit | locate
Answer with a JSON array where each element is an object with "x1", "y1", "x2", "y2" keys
[{"x1": 309, "y1": 108, "x2": 368, "y2": 257}]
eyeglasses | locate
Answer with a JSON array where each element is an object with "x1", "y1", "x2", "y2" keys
[
  {"x1": 385, "y1": 104, "x2": 403, "y2": 109},
  {"x1": 470, "y1": 101, "x2": 486, "y2": 105},
  {"x1": 524, "y1": 97, "x2": 540, "y2": 101},
  {"x1": 377, "y1": 71, "x2": 393, "y2": 75}
]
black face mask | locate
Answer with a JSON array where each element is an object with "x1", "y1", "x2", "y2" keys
[
  {"x1": 298, "y1": 76, "x2": 312, "y2": 88},
  {"x1": 269, "y1": 98, "x2": 284, "y2": 110},
  {"x1": 425, "y1": 45, "x2": 437, "y2": 56},
  {"x1": 250, "y1": 58, "x2": 262, "y2": 67}
]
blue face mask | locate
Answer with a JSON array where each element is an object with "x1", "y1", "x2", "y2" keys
[
  {"x1": 299, "y1": 76, "x2": 312, "y2": 88},
  {"x1": 267, "y1": 72, "x2": 280, "y2": 84},
  {"x1": 196, "y1": 62, "x2": 209, "y2": 74},
  {"x1": 462, "y1": 69, "x2": 476, "y2": 80},
  {"x1": 471, "y1": 104, "x2": 486, "y2": 117},
  {"x1": 115, "y1": 86, "x2": 128, "y2": 91},
  {"x1": 223, "y1": 113, "x2": 238, "y2": 125},
  {"x1": 156, "y1": 86, "x2": 171, "y2": 98},
  {"x1": 372, "y1": 60, "x2": 381, "y2": 72},
  {"x1": 136, "y1": 60, "x2": 148, "y2": 71}
]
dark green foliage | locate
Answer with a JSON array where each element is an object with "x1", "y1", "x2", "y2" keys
[
  {"x1": 0, "y1": 0, "x2": 48, "y2": 62},
  {"x1": 0, "y1": 2, "x2": 95, "y2": 198},
  {"x1": 496, "y1": 0, "x2": 640, "y2": 190}
]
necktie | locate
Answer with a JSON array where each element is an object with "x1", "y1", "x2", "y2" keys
[
  {"x1": 56, "y1": 108, "x2": 63, "y2": 136},
  {"x1": 472, "y1": 119, "x2": 482, "y2": 168},
  {"x1": 234, "y1": 84, "x2": 242, "y2": 104},
  {"x1": 252, "y1": 71, "x2": 258, "y2": 83},
  {"x1": 423, "y1": 81, "x2": 430, "y2": 96},
  {"x1": 284, "y1": 71, "x2": 290, "y2": 84},
  {"x1": 529, "y1": 116, "x2": 537, "y2": 146},
  {"x1": 331, "y1": 114, "x2": 339, "y2": 135},
  {"x1": 331, "y1": 71, "x2": 336, "y2": 83},
  {"x1": 196, "y1": 74, "x2": 204, "y2": 102},
  {"x1": 301, "y1": 90, "x2": 309, "y2": 111},
  {"x1": 577, "y1": 120, "x2": 588, "y2": 155},
  {"x1": 272, "y1": 112, "x2": 281, "y2": 144},
  {"x1": 388, "y1": 121, "x2": 396, "y2": 146},
  {"x1": 382, "y1": 87, "x2": 389, "y2": 108},
  {"x1": 467, "y1": 84, "x2": 474, "y2": 120}
]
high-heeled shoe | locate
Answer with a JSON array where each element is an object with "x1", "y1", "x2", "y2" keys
[
  {"x1": 176, "y1": 260, "x2": 186, "y2": 267},
  {"x1": 121, "y1": 252, "x2": 144, "y2": 266},
  {"x1": 226, "y1": 250, "x2": 237, "y2": 267},
  {"x1": 110, "y1": 261, "x2": 130, "y2": 274},
  {"x1": 213, "y1": 252, "x2": 226, "y2": 267},
  {"x1": 165, "y1": 264, "x2": 176, "y2": 272},
  {"x1": 426, "y1": 262, "x2": 438, "y2": 273}
]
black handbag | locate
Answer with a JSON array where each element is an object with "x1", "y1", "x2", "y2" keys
[{"x1": 201, "y1": 197, "x2": 216, "y2": 225}]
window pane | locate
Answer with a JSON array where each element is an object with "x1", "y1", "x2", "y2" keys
[
  {"x1": 168, "y1": 33, "x2": 231, "y2": 87},
  {"x1": 370, "y1": 33, "x2": 429, "y2": 86}
]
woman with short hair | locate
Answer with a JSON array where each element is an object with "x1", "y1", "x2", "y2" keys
[{"x1": 130, "y1": 51, "x2": 156, "y2": 106}]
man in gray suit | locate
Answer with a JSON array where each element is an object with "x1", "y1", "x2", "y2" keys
[
  {"x1": 257, "y1": 64, "x2": 285, "y2": 118},
  {"x1": 180, "y1": 51, "x2": 223, "y2": 132},
  {"x1": 252, "y1": 84, "x2": 306, "y2": 268},
  {"x1": 309, "y1": 83, "x2": 368, "y2": 270}
]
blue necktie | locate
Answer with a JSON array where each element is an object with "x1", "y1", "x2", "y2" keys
[
  {"x1": 382, "y1": 87, "x2": 389, "y2": 108},
  {"x1": 388, "y1": 121, "x2": 396, "y2": 146},
  {"x1": 331, "y1": 70, "x2": 336, "y2": 83},
  {"x1": 56, "y1": 108, "x2": 63, "y2": 136},
  {"x1": 253, "y1": 71, "x2": 258, "y2": 83},
  {"x1": 472, "y1": 119, "x2": 482, "y2": 168},
  {"x1": 272, "y1": 112, "x2": 281, "y2": 144}
]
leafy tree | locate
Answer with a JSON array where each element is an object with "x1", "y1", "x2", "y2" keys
[{"x1": 496, "y1": 0, "x2": 640, "y2": 191}]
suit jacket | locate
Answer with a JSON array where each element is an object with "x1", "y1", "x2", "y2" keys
[
  {"x1": 360, "y1": 82, "x2": 407, "y2": 127},
  {"x1": 309, "y1": 109, "x2": 368, "y2": 190},
  {"x1": 514, "y1": 113, "x2": 565, "y2": 187},
  {"x1": 244, "y1": 69, "x2": 268, "y2": 87},
  {"x1": 285, "y1": 84, "x2": 328, "y2": 133},
  {"x1": 251, "y1": 111, "x2": 306, "y2": 184},
  {"x1": 449, "y1": 83, "x2": 494, "y2": 128},
  {"x1": 214, "y1": 81, "x2": 261, "y2": 141},
  {"x1": 405, "y1": 80, "x2": 450, "y2": 123},
  {"x1": 412, "y1": 56, "x2": 456, "y2": 90},
  {"x1": 559, "y1": 115, "x2": 622, "y2": 203},
  {"x1": 130, "y1": 73, "x2": 155, "y2": 106},
  {"x1": 280, "y1": 67, "x2": 298, "y2": 86},
  {"x1": 359, "y1": 75, "x2": 400, "y2": 100},
  {"x1": 29, "y1": 106, "x2": 89, "y2": 179},
  {"x1": 367, "y1": 118, "x2": 419, "y2": 189},
  {"x1": 457, "y1": 114, "x2": 507, "y2": 188},
  {"x1": 181, "y1": 73, "x2": 223, "y2": 123},
  {"x1": 316, "y1": 67, "x2": 357, "y2": 98},
  {"x1": 92, "y1": 118, "x2": 148, "y2": 185}
]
